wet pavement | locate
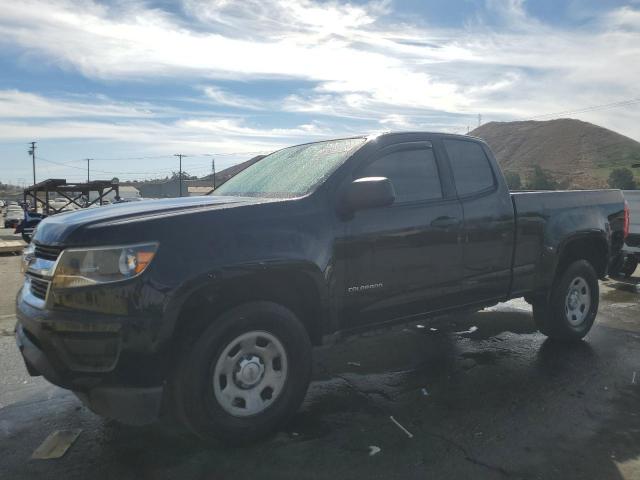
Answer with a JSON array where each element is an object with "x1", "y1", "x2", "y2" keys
[{"x1": 1, "y1": 245, "x2": 639, "y2": 479}]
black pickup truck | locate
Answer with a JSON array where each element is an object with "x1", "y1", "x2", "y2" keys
[{"x1": 16, "y1": 132, "x2": 628, "y2": 443}]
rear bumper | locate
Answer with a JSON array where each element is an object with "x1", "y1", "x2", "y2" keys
[{"x1": 625, "y1": 233, "x2": 640, "y2": 248}]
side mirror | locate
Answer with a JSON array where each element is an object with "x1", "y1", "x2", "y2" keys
[{"x1": 339, "y1": 177, "x2": 395, "y2": 214}]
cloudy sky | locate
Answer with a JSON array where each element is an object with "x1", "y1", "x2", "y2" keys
[{"x1": 1, "y1": 0, "x2": 639, "y2": 184}]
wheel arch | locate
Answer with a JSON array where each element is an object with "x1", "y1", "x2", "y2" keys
[
  {"x1": 169, "y1": 264, "x2": 328, "y2": 352},
  {"x1": 555, "y1": 232, "x2": 609, "y2": 279}
]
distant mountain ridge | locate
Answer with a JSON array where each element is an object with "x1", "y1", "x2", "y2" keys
[
  {"x1": 201, "y1": 154, "x2": 266, "y2": 186},
  {"x1": 470, "y1": 118, "x2": 640, "y2": 189}
]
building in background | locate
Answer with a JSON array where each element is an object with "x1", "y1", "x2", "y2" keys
[
  {"x1": 89, "y1": 185, "x2": 140, "y2": 202},
  {"x1": 132, "y1": 154, "x2": 265, "y2": 199}
]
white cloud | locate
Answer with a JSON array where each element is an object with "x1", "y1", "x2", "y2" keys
[
  {"x1": 201, "y1": 86, "x2": 266, "y2": 110},
  {"x1": 179, "y1": 118, "x2": 330, "y2": 138},
  {"x1": 0, "y1": 0, "x2": 640, "y2": 151},
  {"x1": 0, "y1": 90, "x2": 157, "y2": 118}
]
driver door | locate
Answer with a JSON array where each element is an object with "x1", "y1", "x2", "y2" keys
[{"x1": 340, "y1": 142, "x2": 464, "y2": 328}]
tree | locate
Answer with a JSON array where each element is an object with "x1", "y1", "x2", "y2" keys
[
  {"x1": 608, "y1": 167, "x2": 637, "y2": 190},
  {"x1": 504, "y1": 171, "x2": 522, "y2": 190},
  {"x1": 526, "y1": 165, "x2": 559, "y2": 190}
]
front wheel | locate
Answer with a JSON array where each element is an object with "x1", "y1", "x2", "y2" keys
[
  {"x1": 169, "y1": 301, "x2": 312, "y2": 445},
  {"x1": 532, "y1": 260, "x2": 599, "y2": 341}
]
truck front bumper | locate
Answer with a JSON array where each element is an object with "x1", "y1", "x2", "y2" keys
[{"x1": 15, "y1": 289, "x2": 166, "y2": 425}]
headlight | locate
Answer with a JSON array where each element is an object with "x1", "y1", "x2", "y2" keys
[
  {"x1": 52, "y1": 242, "x2": 158, "y2": 289},
  {"x1": 21, "y1": 242, "x2": 36, "y2": 273}
]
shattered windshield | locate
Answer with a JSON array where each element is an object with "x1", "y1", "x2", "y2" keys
[{"x1": 211, "y1": 137, "x2": 366, "y2": 198}]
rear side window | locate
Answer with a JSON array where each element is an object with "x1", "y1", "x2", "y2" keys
[
  {"x1": 358, "y1": 148, "x2": 442, "y2": 203},
  {"x1": 444, "y1": 139, "x2": 495, "y2": 196}
]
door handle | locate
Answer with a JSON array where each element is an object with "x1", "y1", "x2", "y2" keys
[{"x1": 430, "y1": 216, "x2": 460, "y2": 228}]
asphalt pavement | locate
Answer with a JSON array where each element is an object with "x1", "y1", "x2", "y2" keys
[{"x1": 1, "y1": 231, "x2": 639, "y2": 479}]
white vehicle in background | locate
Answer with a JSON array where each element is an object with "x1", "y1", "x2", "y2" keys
[
  {"x1": 4, "y1": 208, "x2": 23, "y2": 228},
  {"x1": 46, "y1": 198, "x2": 80, "y2": 212},
  {"x1": 5, "y1": 206, "x2": 23, "y2": 215},
  {"x1": 617, "y1": 190, "x2": 640, "y2": 277}
]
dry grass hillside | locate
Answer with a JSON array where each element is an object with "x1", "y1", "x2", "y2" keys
[{"x1": 470, "y1": 118, "x2": 640, "y2": 189}]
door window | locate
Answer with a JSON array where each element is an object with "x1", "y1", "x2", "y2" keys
[
  {"x1": 359, "y1": 148, "x2": 442, "y2": 203},
  {"x1": 443, "y1": 139, "x2": 495, "y2": 196}
]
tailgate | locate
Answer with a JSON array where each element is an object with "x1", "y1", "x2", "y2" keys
[{"x1": 624, "y1": 190, "x2": 640, "y2": 246}]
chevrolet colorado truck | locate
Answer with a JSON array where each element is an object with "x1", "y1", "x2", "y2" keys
[{"x1": 16, "y1": 132, "x2": 628, "y2": 443}]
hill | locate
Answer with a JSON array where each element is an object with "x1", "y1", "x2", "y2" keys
[
  {"x1": 470, "y1": 119, "x2": 640, "y2": 189},
  {"x1": 201, "y1": 154, "x2": 266, "y2": 186}
]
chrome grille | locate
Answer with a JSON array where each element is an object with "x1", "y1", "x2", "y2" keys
[
  {"x1": 34, "y1": 244, "x2": 63, "y2": 261},
  {"x1": 30, "y1": 277, "x2": 50, "y2": 300}
]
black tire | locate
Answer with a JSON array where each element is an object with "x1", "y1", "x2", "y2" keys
[
  {"x1": 532, "y1": 260, "x2": 599, "y2": 341},
  {"x1": 608, "y1": 254, "x2": 624, "y2": 277},
  {"x1": 169, "y1": 301, "x2": 312, "y2": 445},
  {"x1": 621, "y1": 256, "x2": 638, "y2": 277}
]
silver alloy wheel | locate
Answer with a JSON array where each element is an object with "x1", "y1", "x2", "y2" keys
[
  {"x1": 213, "y1": 330, "x2": 288, "y2": 417},
  {"x1": 564, "y1": 276, "x2": 591, "y2": 326}
]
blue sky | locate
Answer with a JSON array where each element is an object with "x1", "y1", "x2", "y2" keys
[{"x1": 1, "y1": 0, "x2": 639, "y2": 184}]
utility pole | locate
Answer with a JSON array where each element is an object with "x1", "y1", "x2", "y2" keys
[
  {"x1": 28, "y1": 142, "x2": 36, "y2": 185},
  {"x1": 174, "y1": 154, "x2": 186, "y2": 197},
  {"x1": 85, "y1": 158, "x2": 92, "y2": 183},
  {"x1": 211, "y1": 157, "x2": 216, "y2": 190},
  {"x1": 477, "y1": 114, "x2": 482, "y2": 128}
]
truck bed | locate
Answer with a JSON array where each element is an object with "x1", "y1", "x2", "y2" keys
[{"x1": 509, "y1": 189, "x2": 626, "y2": 296}]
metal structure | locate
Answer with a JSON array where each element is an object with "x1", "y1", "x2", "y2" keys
[{"x1": 23, "y1": 179, "x2": 120, "y2": 215}]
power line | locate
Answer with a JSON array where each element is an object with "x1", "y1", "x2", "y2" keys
[
  {"x1": 63, "y1": 150, "x2": 269, "y2": 163},
  {"x1": 36, "y1": 156, "x2": 185, "y2": 175},
  {"x1": 523, "y1": 97, "x2": 640, "y2": 121}
]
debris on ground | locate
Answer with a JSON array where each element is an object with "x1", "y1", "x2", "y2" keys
[
  {"x1": 456, "y1": 326, "x2": 478, "y2": 335},
  {"x1": 416, "y1": 324, "x2": 425, "y2": 329},
  {"x1": 421, "y1": 388, "x2": 429, "y2": 396},
  {"x1": 368, "y1": 445, "x2": 381, "y2": 456},
  {"x1": 633, "y1": 372, "x2": 637, "y2": 385},
  {"x1": 429, "y1": 327, "x2": 439, "y2": 333},
  {"x1": 0, "y1": 240, "x2": 25, "y2": 254},
  {"x1": 347, "y1": 362, "x2": 361, "y2": 367},
  {"x1": 389, "y1": 416, "x2": 414, "y2": 439},
  {"x1": 31, "y1": 430, "x2": 81, "y2": 460}
]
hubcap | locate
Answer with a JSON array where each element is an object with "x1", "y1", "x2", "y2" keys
[
  {"x1": 235, "y1": 355, "x2": 265, "y2": 388},
  {"x1": 213, "y1": 331, "x2": 288, "y2": 417},
  {"x1": 565, "y1": 276, "x2": 591, "y2": 326}
]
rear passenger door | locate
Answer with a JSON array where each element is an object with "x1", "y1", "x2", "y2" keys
[
  {"x1": 342, "y1": 141, "x2": 464, "y2": 328},
  {"x1": 442, "y1": 138, "x2": 515, "y2": 304}
]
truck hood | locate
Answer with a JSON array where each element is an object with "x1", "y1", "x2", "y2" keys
[{"x1": 32, "y1": 195, "x2": 265, "y2": 245}]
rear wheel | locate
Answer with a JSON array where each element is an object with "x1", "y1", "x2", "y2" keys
[
  {"x1": 169, "y1": 301, "x2": 312, "y2": 445},
  {"x1": 621, "y1": 256, "x2": 639, "y2": 277},
  {"x1": 532, "y1": 260, "x2": 599, "y2": 341}
]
